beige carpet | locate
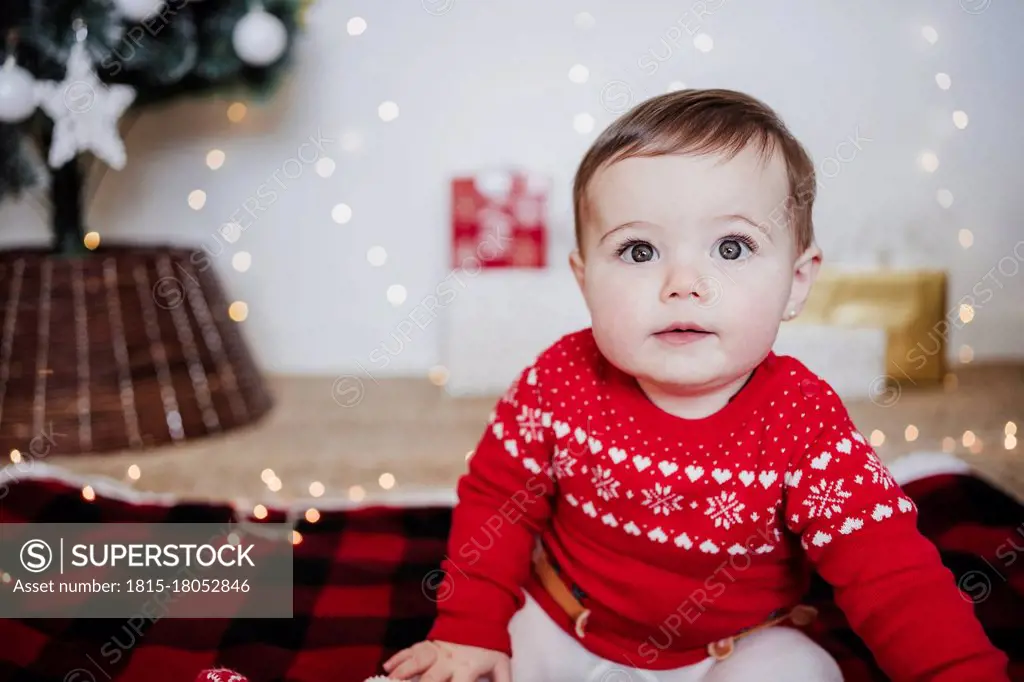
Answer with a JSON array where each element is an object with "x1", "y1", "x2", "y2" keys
[{"x1": 33, "y1": 362, "x2": 1024, "y2": 506}]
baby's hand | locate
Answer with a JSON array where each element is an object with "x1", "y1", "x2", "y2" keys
[{"x1": 383, "y1": 640, "x2": 511, "y2": 681}]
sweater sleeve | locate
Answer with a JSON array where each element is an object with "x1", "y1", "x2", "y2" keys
[
  {"x1": 782, "y1": 389, "x2": 1009, "y2": 682},
  {"x1": 426, "y1": 361, "x2": 557, "y2": 655}
]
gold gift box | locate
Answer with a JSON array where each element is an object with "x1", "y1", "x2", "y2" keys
[{"x1": 792, "y1": 268, "x2": 948, "y2": 386}]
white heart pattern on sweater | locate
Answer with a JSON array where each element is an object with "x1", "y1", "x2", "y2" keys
[
  {"x1": 758, "y1": 471, "x2": 778, "y2": 488},
  {"x1": 811, "y1": 452, "x2": 831, "y2": 470},
  {"x1": 836, "y1": 438, "x2": 852, "y2": 454},
  {"x1": 739, "y1": 471, "x2": 755, "y2": 486},
  {"x1": 712, "y1": 468, "x2": 732, "y2": 484},
  {"x1": 872, "y1": 503, "x2": 893, "y2": 521},
  {"x1": 685, "y1": 465, "x2": 704, "y2": 482},
  {"x1": 839, "y1": 517, "x2": 864, "y2": 535},
  {"x1": 608, "y1": 447, "x2": 627, "y2": 464},
  {"x1": 811, "y1": 531, "x2": 832, "y2": 547},
  {"x1": 647, "y1": 527, "x2": 668, "y2": 543},
  {"x1": 674, "y1": 533, "x2": 693, "y2": 549},
  {"x1": 658, "y1": 461, "x2": 679, "y2": 476},
  {"x1": 554, "y1": 421, "x2": 570, "y2": 439},
  {"x1": 633, "y1": 455, "x2": 652, "y2": 472}
]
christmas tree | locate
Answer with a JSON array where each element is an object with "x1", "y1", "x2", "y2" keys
[{"x1": 0, "y1": 0, "x2": 307, "y2": 255}]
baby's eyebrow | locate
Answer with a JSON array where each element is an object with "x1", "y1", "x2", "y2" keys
[
  {"x1": 598, "y1": 221, "x2": 650, "y2": 245},
  {"x1": 712, "y1": 214, "x2": 774, "y2": 243}
]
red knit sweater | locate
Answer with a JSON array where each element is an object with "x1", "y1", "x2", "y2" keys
[{"x1": 428, "y1": 329, "x2": 1009, "y2": 680}]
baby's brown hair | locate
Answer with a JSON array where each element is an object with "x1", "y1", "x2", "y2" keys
[{"x1": 572, "y1": 88, "x2": 816, "y2": 254}]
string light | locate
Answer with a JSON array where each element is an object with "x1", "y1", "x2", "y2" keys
[
  {"x1": 1, "y1": 573, "x2": 9, "y2": 583},
  {"x1": 227, "y1": 102, "x2": 247, "y2": 122},
  {"x1": 228, "y1": 301, "x2": 249, "y2": 322},
  {"x1": 935, "y1": 73, "x2": 951, "y2": 90},
  {"x1": 568, "y1": 64, "x2": 589, "y2": 83},
  {"x1": 127, "y1": 464, "x2": 140, "y2": 480},
  {"x1": 291, "y1": 531, "x2": 303, "y2": 545},
  {"x1": 958, "y1": 345, "x2": 974, "y2": 363},
  {"x1": 347, "y1": 17, "x2": 367, "y2": 35},
  {"x1": 378, "y1": 101, "x2": 400, "y2": 122},
  {"x1": 1006, "y1": 434, "x2": 1018, "y2": 450},
  {"x1": 83, "y1": 232, "x2": 101, "y2": 250},
  {"x1": 904, "y1": 425, "x2": 919, "y2": 442},
  {"x1": 261, "y1": 468, "x2": 276, "y2": 484},
  {"x1": 188, "y1": 190, "x2": 207, "y2": 210},
  {"x1": 387, "y1": 285, "x2": 407, "y2": 306},
  {"x1": 253, "y1": 504, "x2": 268, "y2": 519},
  {"x1": 574, "y1": 113, "x2": 595, "y2": 134},
  {"x1": 870, "y1": 430, "x2": 885, "y2": 447},
  {"x1": 232, "y1": 252, "x2": 252, "y2": 272},
  {"x1": 465, "y1": 450, "x2": 473, "y2": 461},
  {"x1": 82, "y1": 485, "x2": 96, "y2": 501},
  {"x1": 942, "y1": 437, "x2": 956, "y2": 453},
  {"x1": 574, "y1": 11, "x2": 596, "y2": 30},
  {"x1": 309, "y1": 481, "x2": 325, "y2": 497},
  {"x1": 315, "y1": 158, "x2": 336, "y2": 178},
  {"x1": 921, "y1": 26, "x2": 938, "y2": 44},
  {"x1": 1007, "y1": 422, "x2": 1018, "y2": 436},
  {"x1": 349, "y1": 485, "x2": 366, "y2": 502},
  {"x1": 693, "y1": 34, "x2": 714, "y2": 52},
  {"x1": 379, "y1": 473, "x2": 396, "y2": 490},
  {"x1": 919, "y1": 152, "x2": 939, "y2": 173},
  {"x1": 952, "y1": 111, "x2": 969, "y2": 129},
  {"x1": 267, "y1": 476, "x2": 282, "y2": 492},
  {"x1": 9, "y1": 449, "x2": 20, "y2": 463},
  {"x1": 206, "y1": 150, "x2": 226, "y2": 170},
  {"x1": 429, "y1": 365, "x2": 450, "y2": 386},
  {"x1": 332, "y1": 203, "x2": 353, "y2": 224},
  {"x1": 305, "y1": 508, "x2": 320, "y2": 523},
  {"x1": 367, "y1": 246, "x2": 387, "y2": 267},
  {"x1": 959, "y1": 304, "x2": 974, "y2": 324},
  {"x1": 667, "y1": 81, "x2": 686, "y2": 92},
  {"x1": 937, "y1": 189, "x2": 954, "y2": 209},
  {"x1": 969, "y1": 439, "x2": 983, "y2": 454},
  {"x1": 958, "y1": 229, "x2": 973, "y2": 248},
  {"x1": 962, "y1": 430, "x2": 977, "y2": 448},
  {"x1": 220, "y1": 222, "x2": 242, "y2": 244}
]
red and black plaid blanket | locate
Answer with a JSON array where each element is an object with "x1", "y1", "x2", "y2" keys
[{"x1": 0, "y1": 469, "x2": 1021, "y2": 682}]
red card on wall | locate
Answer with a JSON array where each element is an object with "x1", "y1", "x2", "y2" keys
[{"x1": 452, "y1": 169, "x2": 548, "y2": 269}]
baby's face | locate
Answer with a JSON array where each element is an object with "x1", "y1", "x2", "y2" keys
[{"x1": 572, "y1": 144, "x2": 807, "y2": 394}]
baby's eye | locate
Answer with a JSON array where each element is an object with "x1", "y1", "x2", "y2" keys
[
  {"x1": 619, "y1": 241, "x2": 658, "y2": 264},
  {"x1": 715, "y1": 236, "x2": 756, "y2": 261}
]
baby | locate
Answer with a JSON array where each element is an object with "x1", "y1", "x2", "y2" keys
[{"x1": 381, "y1": 89, "x2": 1009, "y2": 681}]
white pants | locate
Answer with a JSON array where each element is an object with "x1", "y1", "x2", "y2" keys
[{"x1": 508, "y1": 593, "x2": 843, "y2": 682}]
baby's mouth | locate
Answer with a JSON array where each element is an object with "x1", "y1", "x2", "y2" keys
[{"x1": 653, "y1": 324, "x2": 714, "y2": 346}]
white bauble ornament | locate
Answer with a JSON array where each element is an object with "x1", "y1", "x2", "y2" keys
[
  {"x1": 113, "y1": 0, "x2": 165, "y2": 21},
  {"x1": 0, "y1": 58, "x2": 38, "y2": 123},
  {"x1": 35, "y1": 42, "x2": 136, "y2": 169},
  {"x1": 232, "y1": 8, "x2": 288, "y2": 66}
]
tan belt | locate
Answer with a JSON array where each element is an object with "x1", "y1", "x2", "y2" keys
[{"x1": 531, "y1": 543, "x2": 818, "y2": 661}]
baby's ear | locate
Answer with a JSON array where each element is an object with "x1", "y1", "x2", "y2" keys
[
  {"x1": 569, "y1": 249, "x2": 586, "y2": 290},
  {"x1": 787, "y1": 243, "x2": 822, "y2": 314}
]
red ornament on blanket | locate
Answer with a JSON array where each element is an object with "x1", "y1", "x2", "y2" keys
[{"x1": 451, "y1": 169, "x2": 548, "y2": 269}]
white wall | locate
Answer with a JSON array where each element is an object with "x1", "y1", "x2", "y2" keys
[{"x1": 1, "y1": 0, "x2": 1022, "y2": 389}]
